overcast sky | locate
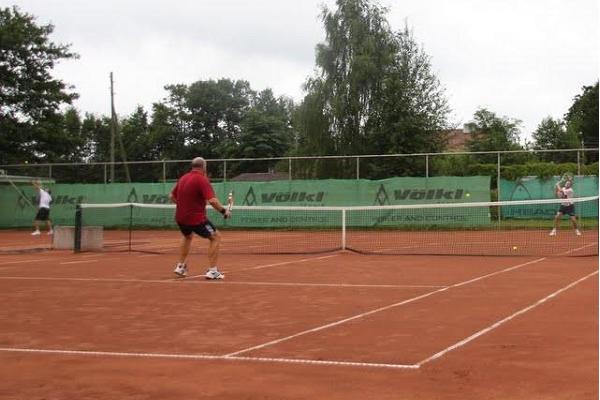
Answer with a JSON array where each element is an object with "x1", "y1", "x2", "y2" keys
[{"x1": 6, "y1": 0, "x2": 599, "y2": 142}]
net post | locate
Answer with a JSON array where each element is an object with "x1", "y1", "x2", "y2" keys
[
  {"x1": 341, "y1": 209, "x2": 346, "y2": 250},
  {"x1": 74, "y1": 204, "x2": 82, "y2": 253},
  {"x1": 497, "y1": 152, "x2": 501, "y2": 220},
  {"x1": 128, "y1": 204, "x2": 133, "y2": 252}
]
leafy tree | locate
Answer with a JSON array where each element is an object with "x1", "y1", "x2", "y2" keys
[
  {"x1": 295, "y1": 0, "x2": 450, "y2": 178},
  {"x1": 565, "y1": 82, "x2": 598, "y2": 161},
  {"x1": 466, "y1": 108, "x2": 524, "y2": 163},
  {"x1": 532, "y1": 117, "x2": 579, "y2": 162},
  {"x1": 0, "y1": 6, "x2": 78, "y2": 164}
]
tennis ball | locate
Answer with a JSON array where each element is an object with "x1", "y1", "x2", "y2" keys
[
  {"x1": 465, "y1": 193, "x2": 470, "y2": 197},
  {"x1": 512, "y1": 246, "x2": 518, "y2": 250}
]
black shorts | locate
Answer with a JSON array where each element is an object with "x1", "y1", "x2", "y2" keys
[
  {"x1": 558, "y1": 204, "x2": 575, "y2": 216},
  {"x1": 35, "y1": 208, "x2": 50, "y2": 221},
  {"x1": 178, "y1": 220, "x2": 217, "y2": 238}
]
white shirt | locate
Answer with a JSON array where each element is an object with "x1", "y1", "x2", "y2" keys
[
  {"x1": 38, "y1": 189, "x2": 52, "y2": 209},
  {"x1": 559, "y1": 187, "x2": 574, "y2": 206}
]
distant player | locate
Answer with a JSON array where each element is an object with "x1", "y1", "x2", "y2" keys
[
  {"x1": 31, "y1": 180, "x2": 53, "y2": 236},
  {"x1": 170, "y1": 157, "x2": 231, "y2": 279},
  {"x1": 549, "y1": 178, "x2": 581, "y2": 236}
]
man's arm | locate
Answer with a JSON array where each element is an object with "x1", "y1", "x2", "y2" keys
[
  {"x1": 208, "y1": 197, "x2": 231, "y2": 219},
  {"x1": 169, "y1": 183, "x2": 178, "y2": 204}
]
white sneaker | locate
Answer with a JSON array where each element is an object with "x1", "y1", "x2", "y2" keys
[
  {"x1": 173, "y1": 263, "x2": 187, "y2": 277},
  {"x1": 549, "y1": 229, "x2": 556, "y2": 236},
  {"x1": 31, "y1": 230, "x2": 41, "y2": 236},
  {"x1": 205, "y1": 269, "x2": 225, "y2": 280},
  {"x1": 47, "y1": 230, "x2": 54, "y2": 235},
  {"x1": 575, "y1": 229, "x2": 582, "y2": 236}
]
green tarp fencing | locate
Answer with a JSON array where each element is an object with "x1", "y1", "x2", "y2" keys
[
  {"x1": 500, "y1": 176, "x2": 598, "y2": 218},
  {"x1": 0, "y1": 176, "x2": 491, "y2": 228}
]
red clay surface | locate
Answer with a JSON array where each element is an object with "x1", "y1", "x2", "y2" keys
[{"x1": 0, "y1": 230, "x2": 598, "y2": 399}]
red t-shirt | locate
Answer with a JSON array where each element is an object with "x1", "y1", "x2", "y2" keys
[{"x1": 171, "y1": 171, "x2": 215, "y2": 225}]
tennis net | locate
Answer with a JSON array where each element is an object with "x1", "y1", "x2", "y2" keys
[{"x1": 75, "y1": 196, "x2": 599, "y2": 256}]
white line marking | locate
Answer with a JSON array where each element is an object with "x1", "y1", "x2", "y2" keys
[
  {"x1": 0, "y1": 275, "x2": 444, "y2": 289},
  {"x1": 0, "y1": 259, "x2": 46, "y2": 265},
  {"x1": 417, "y1": 269, "x2": 599, "y2": 367},
  {"x1": 239, "y1": 254, "x2": 340, "y2": 271},
  {"x1": 175, "y1": 254, "x2": 341, "y2": 280},
  {"x1": 59, "y1": 260, "x2": 99, "y2": 265},
  {"x1": 558, "y1": 242, "x2": 598, "y2": 256},
  {"x1": 0, "y1": 347, "x2": 419, "y2": 369},
  {"x1": 225, "y1": 257, "x2": 547, "y2": 357}
]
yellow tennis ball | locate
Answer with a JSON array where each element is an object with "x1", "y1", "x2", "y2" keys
[
  {"x1": 465, "y1": 193, "x2": 470, "y2": 197},
  {"x1": 512, "y1": 246, "x2": 518, "y2": 250}
]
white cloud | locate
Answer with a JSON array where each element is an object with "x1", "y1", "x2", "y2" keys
[{"x1": 6, "y1": 0, "x2": 598, "y2": 141}]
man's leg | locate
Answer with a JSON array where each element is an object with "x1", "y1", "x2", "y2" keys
[
  {"x1": 570, "y1": 215, "x2": 581, "y2": 235},
  {"x1": 32, "y1": 219, "x2": 41, "y2": 235},
  {"x1": 178, "y1": 235, "x2": 193, "y2": 264},
  {"x1": 205, "y1": 231, "x2": 224, "y2": 279},
  {"x1": 550, "y1": 212, "x2": 562, "y2": 236},
  {"x1": 46, "y1": 219, "x2": 53, "y2": 234}
]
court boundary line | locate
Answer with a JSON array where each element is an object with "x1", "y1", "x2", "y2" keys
[
  {"x1": 179, "y1": 254, "x2": 340, "y2": 280},
  {"x1": 0, "y1": 258, "x2": 596, "y2": 370},
  {"x1": 0, "y1": 275, "x2": 444, "y2": 289},
  {"x1": 224, "y1": 257, "x2": 546, "y2": 357},
  {"x1": 0, "y1": 347, "x2": 419, "y2": 369},
  {"x1": 416, "y1": 269, "x2": 599, "y2": 367}
]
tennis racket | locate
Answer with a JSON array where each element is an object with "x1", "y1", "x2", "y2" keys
[{"x1": 222, "y1": 191, "x2": 233, "y2": 219}]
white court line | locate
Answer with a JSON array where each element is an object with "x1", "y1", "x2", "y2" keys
[
  {"x1": 59, "y1": 260, "x2": 99, "y2": 265},
  {"x1": 0, "y1": 275, "x2": 442, "y2": 289},
  {"x1": 0, "y1": 347, "x2": 418, "y2": 370},
  {"x1": 179, "y1": 254, "x2": 340, "y2": 280},
  {"x1": 0, "y1": 259, "x2": 46, "y2": 265},
  {"x1": 225, "y1": 257, "x2": 547, "y2": 357},
  {"x1": 558, "y1": 242, "x2": 598, "y2": 257},
  {"x1": 417, "y1": 269, "x2": 599, "y2": 367}
]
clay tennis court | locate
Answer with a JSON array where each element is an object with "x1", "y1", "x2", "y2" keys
[{"x1": 0, "y1": 229, "x2": 597, "y2": 399}]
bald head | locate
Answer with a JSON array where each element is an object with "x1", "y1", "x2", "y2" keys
[{"x1": 191, "y1": 157, "x2": 206, "y2": 171}]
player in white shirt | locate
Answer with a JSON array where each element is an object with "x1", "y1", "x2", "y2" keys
[
  {"x1": 31, "y1": 181, "x2": 53, "y2": 236},
  {"x1": 549, "y1": 179, "x2": 581, "y2": 236}
]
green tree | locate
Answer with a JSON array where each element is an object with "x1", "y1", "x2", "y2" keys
[
  {"x1": 0, "y1": 6, "x2": 78, "y2": 164},
  {"x1": 532, "y1": 117, "x2": 579, "y2": 162},
  {"x1": 466, "y1": 108, "x2": 524, "y2": 163},
  {"x1": 565, "y1": 82, "x2": 598, "y2": 161},
  {"x1": 295, "y1": 0, "x2": 450, "y2": 178}
]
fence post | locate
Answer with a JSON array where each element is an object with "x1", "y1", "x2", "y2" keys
[
  {"x1": 288, "y1": 158, "x2": 292, "y2": 181},
  {"x1": 356, "y1": 157, "x2": 360, "y2": 180},
  {"x1": 425, "y1": 155, "x2": 429, "y2": 178},
  {"x1": 103, "y1": 164, "x2": 107, "y2": 184},
  {"x1": 162, "y1": 160, "x2": 166, "y2": 183},
  {"x1": 577, "y1": 151, "x2": 581, "y2": 176},
  {"x1": 48, "y1": 165, "x2": 52, "y2": 180}
]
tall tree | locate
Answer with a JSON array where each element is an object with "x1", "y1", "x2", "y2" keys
[
  {"x1": 295, "y1": 0, "x2": 450, "y2": 178},
  {"x1": 466, "y1": 108, "x2": 523, "y2": 163},
  {"x1": 0, "y1": 6, "x2": 78, "y2": 164},
  {"x1": 532, "y1": 117, "x2": 579, "y2": 162},
  {"x1": 565, "y1": 82, "x2": 598, "y2": 161}
]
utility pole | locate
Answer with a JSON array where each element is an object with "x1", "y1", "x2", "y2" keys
[
  {"x1": 110, "y1": 72, "x2": 115, "y2": 182},
  {"x1": 109, "y1": 72, "x2": 131, "y2": 183}
]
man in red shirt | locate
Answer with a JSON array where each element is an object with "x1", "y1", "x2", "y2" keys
[{"x1": 170, "y1": 157, "x2": 231, "y2": 279}]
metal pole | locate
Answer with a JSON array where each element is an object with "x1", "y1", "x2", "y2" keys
[
  {"x1": 109, "y1": 72, "x2": 115, "y2": 183},
  {"x1": 162, "y1": 160, "x2": 166, "y2": 183},
  {"x1": 48, "y1": 165, "x2": 52, "y2": 180},
  {"x1": 356, "y1": 157, "x2": 360, "y2": 180},
  {"x1": 577, "y1": 151, "x2": 581, "y2": 176},
  {"x1": 223, "y1": 160, "x2": 227, "y2": 182},
  {"x1": 103, "y1": 164, "x2": 107, "y2": 184},
  {"x1": 497, "y1": 152, "x2": 501, "y2": 220},
  {"x1": 425, "y1": 155, "x2": 429, "y2": 178},
  {"x1": 288, "y1": 158, "x2": 292, "y2": 181}
]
